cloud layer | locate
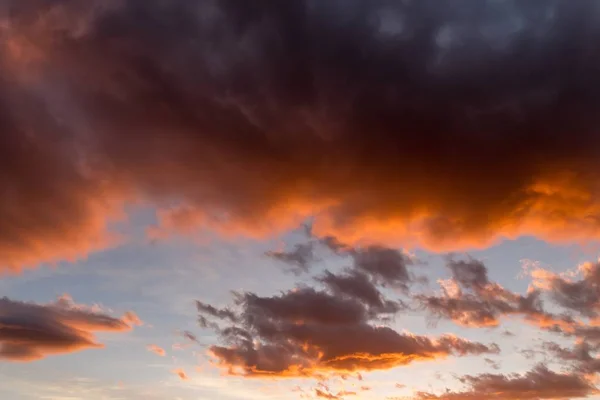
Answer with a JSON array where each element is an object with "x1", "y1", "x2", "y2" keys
[
  {"x1": 2, "y1": 1, "x2": 600, "y2": 269},
  {"x1": 193, "y1": 240, "x2": 600, "y2": 398},
  {"x1": 0, "y1": 295, "x2": 138, "y2": 361},
  {"x1": 415, "y1": 364, "x2": 597, "y2": 400}
]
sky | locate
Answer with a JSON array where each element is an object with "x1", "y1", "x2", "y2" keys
[{"x1": 2, "y1": 0, "x2": 600, "y2": 399}]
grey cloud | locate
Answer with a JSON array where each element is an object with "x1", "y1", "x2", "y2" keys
[{"x1": 2, "y1": 1, "x2": 600, "y2": 270}]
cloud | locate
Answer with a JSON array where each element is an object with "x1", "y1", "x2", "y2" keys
[
  {"x1": 349, "y1": 246, "x2": 414, "y2": 289},
  {"x1": 484, "y1": 357, "x2": 501, "y2": 370},
  {"x1": 414, "y1": 364, "x2": 597, "y2": 400},
  {"x1": 315, "y1": 388, "x2": 340, "y2": 399},
  {"x1": 417, "y1": 257, "x2": 576, "y2": 330},
  {"x1": 0, "y1": 295, "x2": 138, "y2": 361},
  {"x1": 196, "y1": 268, "x2": 498, "y2": 377},
  {"x1": 446, "y1": 258, "x2": 490, "y2": 291},
  {"x1": 265, "y1": 243, "x2": 316, "y2": 275},
  {"x1": 2, "y1": 1, "x2": 600, "y2": 269},
  {"x1": 317, "y1": 238, "x2": 417, "y2": 291},
  {"x1": 182, "y1": 330, "x2": 199, "y2": 343},
  {"x1": 317, "y1": 270, "x2": 403, "y2": 316},
  {"x1": 190, "y1": 249, "x2": 600, "y2": 395},
  {"x1": 208, "y1": 324, "x2": 497, "y2": 377},
  {"x1": 196, "y1": 301, "x2": 238, "y2": 323},
  {"x1": 122, "y1": 311, "x2": 143, "y2": 326},
  {"x1": 147, "y1": 344, "x2": 166, "y2": 357},
  {"x1": 531, "y1": 261, "x2": 600, "y2": 318},
  {"x1": 172, "y1": 368, "x2": 189, "y2": 381},
  {"x1": 543, "y1": 342, "x2": 600, "y2": 375}
]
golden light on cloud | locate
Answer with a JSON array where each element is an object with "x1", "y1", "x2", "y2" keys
[
  {"x1": 1, "y1": 0, "x2": 600, "y2": 273},
  {"x1": 147, "y1": 344, "x2": 166, "y2": 357},
  {"x1": 173, "y1": 368, "x2": 189, "y2": 381},
  {"x1": 3, "y1": 1, "x2": 600, "y2": 399}
]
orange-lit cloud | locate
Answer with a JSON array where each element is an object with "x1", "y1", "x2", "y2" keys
[
  {"x1": 192, "y1": 244, "x2": 600, "y2": 387},
  {"x1": 1, "y1": 1, "x2": 600, "y2": 271},
  {"x1": 0, "y1": 295, "x2": 138, "y2": 361},
  {"x1": 530, "y1": 261, "x2": 600, "y2": 318},
  {"x1": 189, "y1": 239, "x2": 600, "y2": 397},
  {"x1": 196, "y1": 255, "x2": 498, "y2": 377},
  {"x1": 414, "y1": 365, "x2": 597, "y2": 400},
  {"x1": 417, "y1": 257, "x2": 578, "y2": 331},
  {"x1": 173, "y1": 368, "x2": 189, "y2": 381},
  {"x1": 147, "y1": 344, "x2": 166, "y2": 357}
]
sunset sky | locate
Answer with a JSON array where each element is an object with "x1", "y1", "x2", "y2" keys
[{"x1": 2, "y1": 1, "x2": 600, "y2": 399}]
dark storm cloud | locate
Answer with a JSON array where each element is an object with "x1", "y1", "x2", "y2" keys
[
  {"x1": 2, "y1": 0, "x2": 600, "y2": 269},
  {"x1": 0, "y1": 295, "x2": 138, "y2": 361}
]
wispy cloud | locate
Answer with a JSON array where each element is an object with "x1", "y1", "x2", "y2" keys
[{"x1": 147, "y1": 344, "x2": 166, "y2": 357}]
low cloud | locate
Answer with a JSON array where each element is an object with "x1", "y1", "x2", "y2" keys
[
  {"x1": 414, "y1": 364, "x2": 597, "y2": 400},
  {"x1": 417, "y1": 257, "x2": 576, "y2": 330},
  {"x1": 173, "y1": 368, "x2": 189, "y2": 381},
  {"x1": 317, "y1": 270, "x2": 404, "y2": 316},
  {"x1": 3, "y1": 1, "x2": 600, "y2": 270},
  {"x1": 265, "y1": 242, "x2": 316, "y2": 275},
  {"x1": 543, "y1": 341, "x2": 600, "y2": 375},
  {"x1": 196, "y1": 260, "x2": 498, "y2": 377},
  {"x1": 147, "y1": 344, "x2": 166, "y2": 357},
  {"x1": 0, "y1": 295, "x2": 138, "y2": 361},
  {"x1": 531, "y1": 261, "x2": 600, "y2": 318}
]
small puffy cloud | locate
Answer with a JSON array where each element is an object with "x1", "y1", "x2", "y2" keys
[
  {"x1": 147, "y1": 344, "x2": 166, "y2": 357},
  {"x1": 173, "y1": 368, "x2": 189, "y2": 381},
  {"x1": 315, "y1": 388, "x2": 338, "y2": 399},
  {"x1": 0, "y1": 295, "x2": 138, "y2": 361},
  {"x1": 350, "y1": 246, "x2": 413, "y2": 289}
]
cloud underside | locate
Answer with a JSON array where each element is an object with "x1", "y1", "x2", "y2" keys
[
  {"x1": 0, "y1": 295, "x2": 138, "y2": 361},
  {"x1": 415, "y1": 364, "x2": 597, "y2": 400},
  {"x1": 2, "y1": 0, "x2": 600, "y2": 269},
  {"x1": 410, "y1": 257, "x2": 600, "y2": 399},
  {"x1": 206, "y1": 315, "x2": 498, "y2": 378},
  {"x1": 197, "y1": 240, "x2": 600, "y2": 398},
  {"x1": 198, "y1": 244, "x2": 499, "y2": 377}
]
